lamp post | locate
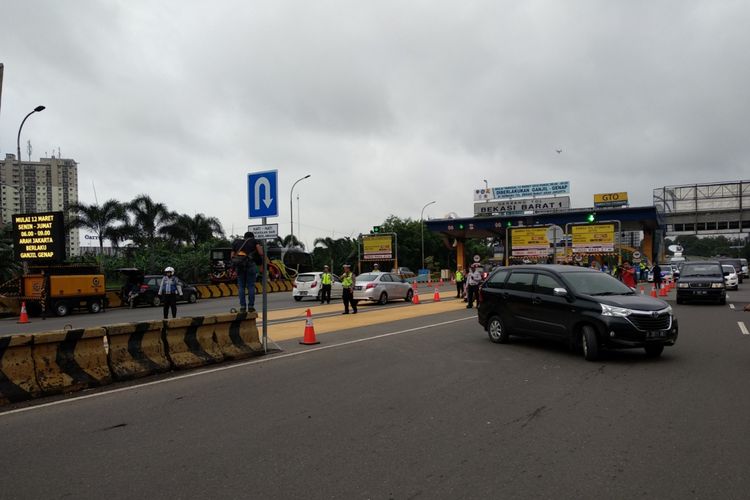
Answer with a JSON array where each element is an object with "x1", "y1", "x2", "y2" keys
[
  {"x1": 16, "y1": 105, "x2": 45, "y2": 213},
  {"x1": 289, "y1": 174, "x2": 310, "y2": 247},
  {"x1": 420, "y1": 200, "x2": 436, "y2": 270}
]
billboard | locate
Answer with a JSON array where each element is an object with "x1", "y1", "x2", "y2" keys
[
  {"x1": 13, "y1": 211, "x2": 66, "y2": 262},
  {"x1": 593, "y1": 192, "x2": 628, "y2": 208},
  {"x1": 510, "y1": 227, "x2": 549, "y2": 257},
  {"x1": 475, "y1": 196, "x2": 570, "y2": 215},
  {"x1": 362, "y1": 235, "x2": 394, "y2": 261},
  {"x1": 571, "y1": 224, "x2": 615, "y2": 253},
  {"x1": 492, "y1": 181, "x2": 569, "y2": 200}
]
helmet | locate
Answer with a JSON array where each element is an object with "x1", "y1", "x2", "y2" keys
[{"x1": 164, "y1": 266, "x2": 175, "y2": 273}]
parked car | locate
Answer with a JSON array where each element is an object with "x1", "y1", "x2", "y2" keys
[
  {"x1": 119, "y1": 269, "x2": 198, "y2": 307},
  {"x1": 676, "y1": 261, "x2": 726, "y2": 305},
  {"x1": 478, "y1": 264, "x2": 678, "y2": 361},
  {"x1": 353, "y1": 272, "x2": 414, "y2": 304},
  {"x1": 739, "y1": 258, "x2": 748, "y2": 279},
  {"x1": 293, "y1": 272, "x2": 343, "y2": 302},
  {"x1": 647, "y1": 264, "x2": 675, "y2": 283},
  {"x1": 722, "y1": 264, "x2": 739, "y2": 290},
  {"x1": 392, "y1": 267, "x2": 417, "y2": 282},
  {"x1": 717, "y1": 258, "x2": 744, "y2": 284}
]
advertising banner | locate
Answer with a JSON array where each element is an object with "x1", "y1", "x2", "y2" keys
[
  {"x1": 13, "y1": 211, "x2": 66, "y2": 262},
  {"x1": 362, "y1": 235, "x2": 394, "y2": 261},
  {"x1": 492, "y1": 181, "x2": 570, "y2": 200},
  {"x1": 474, "y1": 196, "x2": 570, "y2": 215},
  {"x1": 571, "y1": 224, "x2": 615, "y2": 253},
  {"x1": 510, "y1": 227, "x2": 550, "y2": 257},
  {"x1": 593, "y1": 192, "x2": 628, "y2": 208}
]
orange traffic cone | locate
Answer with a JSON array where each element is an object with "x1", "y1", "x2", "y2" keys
[
  {"x1": 299, "y1": 308, "x2": 320, "y2": 345},
  {"x1": 639, "y1": 285, "x2": 645, "y2": 295},
  {"x1": 17, "y1": 301, "x2": 30, "y2": 324},
  {"x1": 650, "y1": 285, "x2": 657, "y2": 298},
  {"x1": 433, "y1": 287, "x2": 441, "y2": 302},
  {"x1": 659, "y1": 285, "x2": 668, "y2": 297},
  {"x1": 412, "y1": 287, "x2": 420, "y2": 304}
]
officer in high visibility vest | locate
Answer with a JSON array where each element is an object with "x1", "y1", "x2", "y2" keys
[
  {"x1": 455, "y1": 267, "x2": 465, "y2": 298},
  {"x1": 341, "y1": 264, "x2": 358, "y2": 314},
  {"x1": 372, "y1": 263, "x2": 381, "y2": 273},
  {"x1": 320, "y1": 265, "x2": 333, "y2": 304}
]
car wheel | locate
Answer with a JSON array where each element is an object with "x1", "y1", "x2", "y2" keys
[
  {"x1": 188, "y1": 292, "x2": 198, "y2": 304},
  {"x1": 88, "y1": 300, "x2": 102, "y2": 314},
  {"x1": 644, "y1": 344, "x2": 664, "y2": 358},
  {"x1": 294, "y1": 296, "x2": 302, "y2": 302},
  {"x1": 152, "y1": 295, "x2": 161, "y2": 307},
  {"x1": 54, "y1": 301, "x2": 69, "y2": 317},
  {"x1": 719, "y1": 297, "x2": 726, "y2": 305},
  {"x1": 487, "y1": 315, "x2": 509, "y2": 344},
  {"x1": 378, "y1": 292, "x2": 388, "y2": 305},
  {"x1": 676, "y1": 297, "x2": 684, "y2": 305},
  {"x1": 581, "y1": 325, "x2": 599, "y2": 361},
  {"x1": 405, "y1": 289, "x2": 414, "y2": 302}
]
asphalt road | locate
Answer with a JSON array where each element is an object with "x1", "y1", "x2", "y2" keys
[{"x1": 1, "y1": 285, "x2": 750, "y2": 498}]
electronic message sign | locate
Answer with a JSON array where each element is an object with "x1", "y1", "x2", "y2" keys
[
  {"x1": 571, "y1": 224, "x2": 615, "y2": 253},
  {"x1": 362, "y1": 235, "x2": 394, "y2": 261},
  {"x1": 13, "y1": 211, "x2": 66, "y2": 262},
  {"x1": 510, "y1": 227, "x2": 549, "y2": 257}
]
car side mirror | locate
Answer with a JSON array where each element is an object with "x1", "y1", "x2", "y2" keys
[{"x1": 553, "y1": 287, "x2": 569, "y2": 298}]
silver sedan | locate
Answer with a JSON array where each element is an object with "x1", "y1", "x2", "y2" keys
[{"x1": 353, "y1": 272, "x2": 414, "y2": 304}]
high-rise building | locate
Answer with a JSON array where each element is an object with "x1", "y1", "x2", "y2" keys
[{"x1": 1, "y1": 153, "x2": 80, "y2": 257}]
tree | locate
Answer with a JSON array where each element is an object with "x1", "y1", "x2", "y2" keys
[
  {"x1": 67, "y1": 199, "x2": 127, "y2": 254},
  {"x1": 313, "y1": 236, "x2": 358, "y2": 271},
  {"x1": 126, "y1": 194, "x2": 175, "y2": 247},
  {"x1": 160, "y1": 213, "x2": 225, "y2": 247},
  {"x1": 277, "y1": 234, "x2": 305, "y2": 250}
]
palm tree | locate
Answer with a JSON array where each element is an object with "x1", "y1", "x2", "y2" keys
[
  {"x1": 160, "y1": 213, "x2": 225, "y2": 247},
  {"x1": 313, "y1": 236, "x2": 358, "y2": 270},
  {"x1": 277, "y1": 234, "x2": 305, "y2": 250},
  {"x1": 126, "y1": 194, "x2": 175, "y2": 247},
  {"x1": 67, "y1": 199, "x2": 128, "y2": 254}
]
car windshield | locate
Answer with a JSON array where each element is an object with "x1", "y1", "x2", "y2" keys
[
  {"x1": 296, "y1": 274, "x2": 316, "y2": 282},
  {"x1": 722, "y1": 265, "x2": 735, "y2": 274},
  {"x1": 561, "y1": 271, "x2": 635, "y2": 296},
  {"x1": 681, "y1": 264, "x2": 721, "y2": 277},
  {"x1": 357, "y1": 274, "x2": 378, "y2": 282}
]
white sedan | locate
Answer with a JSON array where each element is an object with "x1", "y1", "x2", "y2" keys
[
  {"x1": 353, "y1": 272, "x2": 414, "y2": 304},
  {"x1": 722, "y1": 265, "x2": 739, "y2": 290},
  {"x1": 293, "y1": 272, "x2": 344, "y2": 301}
]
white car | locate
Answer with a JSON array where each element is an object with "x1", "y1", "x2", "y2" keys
[
  {"x1": 293, "y1": 272, "x2": 344, "y2": 302},
  {"x1": 353, "y1": 272, "x2": 414, "y2": 304},
  {"x1": 722, "y1": 265, "x2": 739, "y2": 290}
]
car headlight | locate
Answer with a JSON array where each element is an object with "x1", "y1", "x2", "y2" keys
[
  {"x1": 601, "y1": 304, "x2": 632, "y2": 317},
  {"x1": 664, "y1": 305, "x2": 672, "y2": 315},
  {"x1": 678, "y1": 283, "x2": 689, "y2": 288},
  {"x1": 711, "y1": 283, "x2": 725, "y2": 288}
]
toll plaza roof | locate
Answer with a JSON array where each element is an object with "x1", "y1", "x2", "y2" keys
[{"x1": 425, "y1": 205, "x2": 663, "y2": 239}]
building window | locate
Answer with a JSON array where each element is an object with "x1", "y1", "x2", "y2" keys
[
  {"x1": 684, "y1": 223, "x2": 695, "y2": 231},
  {"x1": 674, "y1": 224, "x2": 684, "y2": 231},
  {"x1": 729, "y1": 221, "x2": 739, "y2": 229},
  {"x1": 706, "y1": 222, "x2": 717, "y2": 230},
  {"x1": 717, "y1": 221, "x2": 728, "y2": 230},
  {"x1": 696, "y1": 223, "x2": 706, "y2": 231}
]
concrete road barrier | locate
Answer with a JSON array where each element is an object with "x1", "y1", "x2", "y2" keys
[
  {"x1": 228, "y1": 283, "x2": 238, "y2": 295},
  {"x1": 164, "y1": 316, "x2": 224, "y2": 370},
  {"x1": 195, "y1": 285, "x2": 212, "y2": 299},
  {"x1": 0, "y1": 334, "x2": 41, "y2": 404},
  {"x1": 32, "y1": 327, "x2": 112, "y2": 395},
  {"x1": 212, "y1": 312, "x2": 263, "y2": 359},
  {"x1": 218, "y1": 283, "x2": 231, "y2": 297},
  {"x1": 105, "y1": 320, "x2": 171, "y2": 381},
  {"x1": 207, "y1": 285, "x2": 223, "y2": 298}
]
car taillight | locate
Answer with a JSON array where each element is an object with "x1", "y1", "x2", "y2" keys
[
  {"x1": 139, "y1": 284, "x2": 149, "y2": 291},
  {"x1": 366, "y1": 283, "x2": 376, "y2": 289},
  {"x1": 311, "y1": 281, "x2": 317, "y2": 288},
  {"x1": 293, "y1": 282, "x2": 297, "y2": 288}
]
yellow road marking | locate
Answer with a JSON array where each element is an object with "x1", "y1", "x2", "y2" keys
[{"x1": 265, "y1": 299, "x2": 469, "y2": 342}]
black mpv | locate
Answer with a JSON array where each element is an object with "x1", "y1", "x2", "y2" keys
[{"x1": 477, "y1": 265, "x2": 678, "y2": 361}]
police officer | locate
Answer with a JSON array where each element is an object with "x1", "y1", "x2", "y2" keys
[
  {"x1": 341, "y1": 264, "x2": 358, "y2": 314},
  {"x1": 157, "y1": 266, "x2": 182, "y2": 319},
  {"x1": 466, "y1": 264, "x2": 483, "y2": 309},
  {"x1": 320, "y1": 265, "x2": 333, "y2": 304},
  {"x1": 455, "y1": 267, "x2": 465, "y2": 298},
  {"x1": 372, "y1": 263, "x2": 381, "y2": 273}
]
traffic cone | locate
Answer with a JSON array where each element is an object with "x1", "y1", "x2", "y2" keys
[
  {"x1": 17, "y1": 301, "x2": 30, "y2": 324},
  {"x1": 639, "y1": 285, "x2": 645, "y2": 295},
  {"x1": 650, "y1": 285, "x2": 657, "y2": 298},
  {"x1": 299, "y1": 308, "x2": 320, "y2": 345},
  {"x1": 412, "y1": 287, "x2": 420, "y2": 304},
  {"x1": 659, "y1": 285, "x2": 668, "y2": 297},
  {"x1": 433, "y1": 287, "x2": 441, "y2": 302}
]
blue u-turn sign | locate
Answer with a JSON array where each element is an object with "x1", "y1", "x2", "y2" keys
[{"x1": 248, "y1": 170, "x2": 278, "y2": 218}]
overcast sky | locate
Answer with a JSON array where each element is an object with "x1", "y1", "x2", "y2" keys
[{"x1": 2, "y1": 0, "x2": 749, "y2": 248}]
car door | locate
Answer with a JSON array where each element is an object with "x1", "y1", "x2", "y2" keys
[
  {"x1": 332, "y1": 274, "x2": 343, "y2": 298},
  {"x1": 527, "y1": 272, "x2": 572, "y2": 339},
  {"x1": 480, "y1": 269, "x2": 510, "y2": 326},
  {"x1": 378, "y1": 273, "x2": 393, "y2": 299},
  {"x1": 391, "y1": 273, "x2": 408, "y2": 299},
  {"x1": 503, "y1": 271, "x2": 536, "y2": 334}
]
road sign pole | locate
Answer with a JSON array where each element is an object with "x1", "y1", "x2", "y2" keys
[{"x1": 262, "y1": 216, "x2": 268, "y2": 353}]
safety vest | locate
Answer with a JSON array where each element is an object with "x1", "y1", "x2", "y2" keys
[
  {"x1": 455, "y1": 271, "x2": 464, "y2": 282},
  {"x1": 342, "y1": 272, "x2": 354, "y2": 288},
  {"x1": 321, "y1": 273, "x2": 332, "y2": 285}
]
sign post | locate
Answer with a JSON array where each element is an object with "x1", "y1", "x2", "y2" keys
[{"x1": 248, "y1": 170, "x2": 279, "y2": 353}]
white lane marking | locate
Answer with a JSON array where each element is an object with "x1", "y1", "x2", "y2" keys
[
  {"x1": 729, "y1": 304, "x2": 735, "y2": 310},
  {"x1": 0, "y1": 316, "x2": 476, "y2": 417},
  {"x1": 739, "y1": 322, "x2": 749, "y2": 336}
]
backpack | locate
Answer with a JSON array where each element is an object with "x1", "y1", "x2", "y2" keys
[{"x1": 231, "y1": 239, "x2": 252, "y2": 268}]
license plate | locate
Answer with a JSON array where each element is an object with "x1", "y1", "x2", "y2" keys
[
  {"x1": 298, "y1": 291, "x2": 308, "y2": 296},
  {"x1": 646, "y1": 331, "x2": 666, "y2": 339},
  {"x1": 354, "y1": 286, "x2": 362, "y2": 290}
]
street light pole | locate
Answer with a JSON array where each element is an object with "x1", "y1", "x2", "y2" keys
[
  {"x1": 289, "y1": 174, "x2": 310, "y2": 247},
  {"x1": 420, "y1": 200, "x2": 436, "y2": 270},
  {"x1": 16, "y1": 105, "x2": 45, "y2": 213}
]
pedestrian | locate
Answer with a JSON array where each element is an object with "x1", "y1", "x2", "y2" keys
[
  {"x1": 320, "y1": 264, "x2": 333, "y2": 304},
  {"x1": 652, "y1": 262, "x2": 663, "y2": 289},
  {"x1": 340, "y1": 264, "x2": 358, "y2": 314},
  {"x1": 620, "y1": 260, "x2": 637, "y2": 289},
  {"x1": 466, "y1": 263, "x2": 483, "y2": 309},
  {"x1": 372, "y1": 263, "x2": 381, "y2": 273},
  {"x1": 157, "y1": 266, "x2": 182, "y2": 319},
  {"x1": 231, "y1": 231, "x2": 264, "y2": 312},
  {"x1": 455, "y1": 266, "x2": 465, "y2": 298}
]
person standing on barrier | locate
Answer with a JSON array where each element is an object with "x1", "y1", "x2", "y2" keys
[
  {"x1": 320, "y1": 265, "x2": 333, "y2": 304},
  {"x1": 455, "y1": 266, "x2": 465, "y2": 299},
  {"x1": 158, "y1": 266, "x2": 182, "y2": 319},
  {"x1": 341, "y1": 264, "x2": 358, "y2": 314},
  {"x1": 466, "y1": 263, "x2": 483, "y2": 309},
  {"x1": 232, "y1": 231, "x2": 264, "y2": 312}
]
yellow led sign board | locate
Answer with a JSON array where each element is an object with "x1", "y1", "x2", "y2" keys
[{"x1": 13, "y1": 211, "x2": 66, "y2": 262}]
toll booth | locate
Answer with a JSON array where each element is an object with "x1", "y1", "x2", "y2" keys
[{"x1": 424, "y1": 205, "x2": 665, "y2": 269}]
